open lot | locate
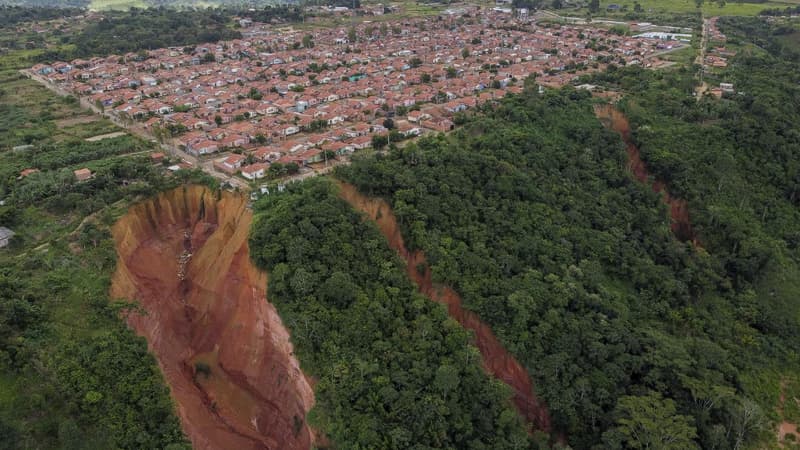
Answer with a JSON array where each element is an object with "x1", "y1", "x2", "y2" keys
[
  {"x1": 55, "y1": 115, "x2": 100, "y2": 127},
  {"x1": 89, "y1": 0, "x2": 149, "y2": 10}
]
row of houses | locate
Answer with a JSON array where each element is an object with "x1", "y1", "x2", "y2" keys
[{"x1": 32, "y1": 8, "x2": 681, "y2": 173}]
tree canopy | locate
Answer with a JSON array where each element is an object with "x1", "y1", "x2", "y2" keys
[
  {"x1": 337, "y1": 64, "x2": 799, "y2": 447},
  {"x1": 249, "y1": 179, "x2": 538, "y2": 449}
]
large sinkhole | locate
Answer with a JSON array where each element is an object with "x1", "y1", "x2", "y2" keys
[{"x1": 110, "y1": 185, "x2": 314, "y2": 450}]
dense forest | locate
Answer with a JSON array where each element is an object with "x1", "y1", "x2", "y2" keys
[
  {"x1": 65, "y1": 8, "x2": 241, "y2": 57},
  {"x1": 337, "y1": 38, "x2": 800, "y2": 446},
  {"x1": 759, "y1": 5, "x2": 800, "y2": 16},
  {"x1": 0, "y1": 5, "x2": 84, "y2": 26},
  {"x1": 27, "y1": 6, "x2": 309, "y2": 59},
  {"x1": 591, "y1": 16, "x2": 800, "y2": 309},
  {"x1": 339, "y1": 87, "x2": 715, "y2": 448},
  {"x1": 0, "y1": 6, "x2": 308, "y2": 63},
  {"x1": 248, "y1": 178, "x2": 541, "y2": 449}
]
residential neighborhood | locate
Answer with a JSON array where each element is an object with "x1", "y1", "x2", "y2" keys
[{"x1": 29, "y1": 7, "x2": 685, "y2": 182}]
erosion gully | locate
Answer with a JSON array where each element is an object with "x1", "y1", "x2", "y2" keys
[
  {"x1": 335, "y1": 103, "x2": 701, "y2": 438},
  {"x1": 110, "y1": 185, "x2": 315, "y2": 450},
  {"x1": 337, "y1": 181, "x2": 553, "y2": 434},
  {"x1": 594, "y1": 104, "x2": 699, "y2": 244}
]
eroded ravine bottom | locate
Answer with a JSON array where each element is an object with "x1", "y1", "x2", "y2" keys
[{"x1": 594, "y1": 104, "x2": 699, "y2": 244}]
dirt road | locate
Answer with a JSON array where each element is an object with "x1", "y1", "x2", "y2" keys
[{"x1": 695, "y1": 17, "x2": 711, "y2": 100}]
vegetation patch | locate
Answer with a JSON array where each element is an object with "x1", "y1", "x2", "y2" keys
[
  {"x1": 249, "y1": 178, "x2": 537, "y2": 449},
  {"x1": 339, "y1": 68, "x2": 800, "y2": 447}
]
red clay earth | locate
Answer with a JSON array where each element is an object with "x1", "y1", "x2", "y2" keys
[
  {"x1": 337, "y1": 181, "x2": 552, "y2": 433},
  {"x1": 594, "y1": 104, "x2": 699, "y2": 244},
  {"x1": 110, "y1": 185, "x2": 315, "y2": 450},
  {"x1": 778, "y1": 380, "x2": 800, "y2": 447}
]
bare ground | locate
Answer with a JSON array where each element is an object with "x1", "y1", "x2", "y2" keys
[{"x1": 55, "y1": 115, "x2": 99, "y2": 128}]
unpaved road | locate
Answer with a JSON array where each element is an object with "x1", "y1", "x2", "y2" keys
[
  {"x1": 85, "y1": 131, "x2": 127, "y2": 141},
  {"x1": 695, "y1": 16, "x2": 710, "y2": 100}
]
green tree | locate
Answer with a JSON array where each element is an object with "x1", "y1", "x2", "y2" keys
[
  {"x1": 371, "y1": 134, "x2": 388, "y2": 149},
  {"x1": 604, "y1": 392, "x2": 698, "y2": 449},
  {"x1": 268, "y1": 162, "x2": 286, "y2": 178},
  {"x1": 434, "y1": 363, "x2": 460, "y2": 398},
  {"x1": 285, "y1": 162, "x2": 300, "y2": 175}
]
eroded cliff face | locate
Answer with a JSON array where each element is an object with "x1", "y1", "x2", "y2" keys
[
  {"x1": 110, "y1": 185, "x2": 314, "y2": 450},
  {"x1": 337, "y1": 182, "x2": 552, "y2": 433},
  {"x1": 594, "y1": 104, "x2": 698, "y2": 243}
]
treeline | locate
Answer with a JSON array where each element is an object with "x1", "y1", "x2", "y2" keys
[
  {"x1": 0, "y1": 0, "x2": 86, "y2": 8},
  {"x1": 2, "y1": 6, "x2": 311, "y2": 62},
  {"x1": 35, "y1": 6, "x2": 313, "y2": 60},
  {"x1": 718, "y1": 15, "x2": 799, "y2": 58},
  {"x1": 759, "y1": 5, "x2": 800, "y2": 16},
  {"x1": 0, "y1": 5, "x2": 84, "y2": 27},
  {"x1": 65, "y1": 8, "x2": 241, "y2": 58},
  {"x1": 338, "y1": 83, "x2": 798, "y2": 448},
  {"x1": 248, "y1": 178, "x2": 539, "y2": 449}
]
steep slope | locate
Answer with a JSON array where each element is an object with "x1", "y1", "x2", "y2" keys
[
  {"x1": 110, "y1": 185, "x2": 314, "y2": 450},
  {"x1": 337, "y1": 181, "x2": 551, "y2": 433}
]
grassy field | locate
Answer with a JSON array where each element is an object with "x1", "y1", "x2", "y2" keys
[
  {"x1": 0, "y1": 73, "x2": 122, "y2": 149},
  {"x1": 659, "y1": 44, "x2": 698, "y2": 65},
  {"x1": 89, "y1": 0, "x2": 149, "y2": 9}
]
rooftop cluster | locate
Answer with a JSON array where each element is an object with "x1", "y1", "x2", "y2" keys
[{"x1": 31, "y1": 8, "x2": 682, "y2": 180}]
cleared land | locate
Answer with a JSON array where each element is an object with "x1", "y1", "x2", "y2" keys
[
  {"x1": 89, "y1": 0, "x2": 147, "y2": 10},
  {"x1": 55, "y1": 115, "x2": 100, "y2": 127},
  {"x1": 85, "y1": 131, "x2": 127, "y2": 141}
]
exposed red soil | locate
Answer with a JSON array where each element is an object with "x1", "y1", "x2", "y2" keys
[
  {"x1": 337, "y1": 181, "x2": 552, "y2": 433},
  {"x1": 778, "y1": 379, "x2": 800, "y2": 447},
  {"x1": 594, "y1": 104, "x2": 699, "y2": 244},
  {"x1": 110, "y1": 185, "x2": 315, "y2": 450}
]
